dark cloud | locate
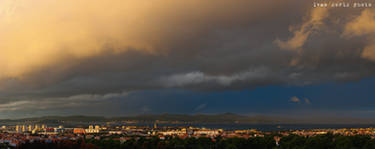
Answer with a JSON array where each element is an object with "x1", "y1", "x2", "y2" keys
[{"x1": 0, "y1": 0, "x2": 375, "y2": 116}]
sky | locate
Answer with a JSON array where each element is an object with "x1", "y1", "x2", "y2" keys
[{"x1": 0, "y1": 0, "x2": 375, "y2": 119}]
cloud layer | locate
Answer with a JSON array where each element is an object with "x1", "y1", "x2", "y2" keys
[{"x1": 1, "y1": 0, "x2": 375, "y2": 116}]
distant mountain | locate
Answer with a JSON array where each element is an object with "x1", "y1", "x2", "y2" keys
[
  {"x1": 113, "y1": 113, "x2": 251, "y2": 123},
  {"x1": 0, "y1": 113, "x2": 279, "y2": 124},
  {"x1": 0, "y1": 113, "x2": 375, "y2": 124}
]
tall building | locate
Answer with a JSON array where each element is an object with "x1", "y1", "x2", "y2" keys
[
  {"x1": 34, "y1": 124, "x2": 39, "y2": 130},
  {"x1": 28, "y1": 125, "x2": 33, "y2": 131},
  {"x1": 16, "y1": 125, "x2": 20, "y2": 133},
  {"x1": 22, "y1": 125, "x2": 26, "y2": 132},
  {"x1": 154, "y1": 120, "x2": 159, "y2": 129}
]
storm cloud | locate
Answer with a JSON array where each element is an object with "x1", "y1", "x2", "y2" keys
[{"x1": 0, "y1": 0, "x2": 375, "y2": 116}]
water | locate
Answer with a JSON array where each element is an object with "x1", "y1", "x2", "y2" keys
[{"x1": 126, "y1": 123, "x2": 375, "y2": 131}]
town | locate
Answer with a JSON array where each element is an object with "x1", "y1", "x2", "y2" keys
[{"x1": 2, "y1": 123, "x2": 375, "y2": 148}]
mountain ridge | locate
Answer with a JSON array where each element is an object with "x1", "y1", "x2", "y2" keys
[{"x1": 1, "y1": 113, "x2": 374, "y2": 124}]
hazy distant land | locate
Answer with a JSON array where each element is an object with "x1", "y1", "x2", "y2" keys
[{"x1": 1, "y1": 113, "x2": 374, "y2": 125}]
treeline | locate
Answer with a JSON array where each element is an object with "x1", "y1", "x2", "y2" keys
[
  {"x1": 85, "y1": 136, "x2": 276, "y2": 149},
  {"x1": 16, "y1": 134, "x2": 375, "y2": 149},
  {"x1": 16, "y1": 140, "x2": 97, "y2": 149},
  {"x1": 279, "y1": 134, "x2": 375, "y2": 149}
]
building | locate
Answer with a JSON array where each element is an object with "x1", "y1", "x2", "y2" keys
[
  {"x1": 85, "y1": 125, "x2": 100, "y2": 133},
  {"x1": 22, "y1": 125, "x2": 26, "y2": 132},
  {"x1": 193, "y1": 129, "x2": 220, "y2": 136},
  {"x1": 154, "y1": 120, "x2": 159, "y2": 129},
  {"x1": 28, "y1": 125, "x2": 33, "y2": 132},
  {"x1": 15, "y1": 125, "x2": 21, "y2": 133},
  {"x1": 73, "y1": 128, "x2": 86, "y2": 134},
  {"x1": 95, "y1": 125, "x2": 100, "y2": 130},
  {"x1": 34, "y1": 124, "x2": 39, "y2": 130},
  {"x1": 159, "y1": 129, "x2": 187, "y2": 136}
]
